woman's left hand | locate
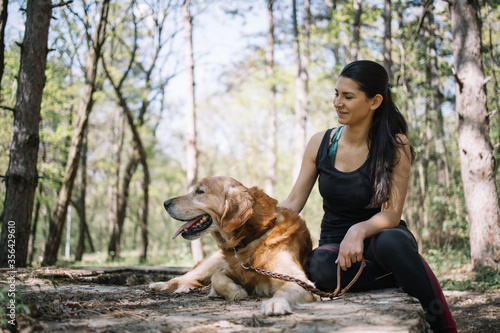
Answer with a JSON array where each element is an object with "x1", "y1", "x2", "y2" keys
[{"x1": 336, "y1": 224, "x2": 365, "y2": 271}]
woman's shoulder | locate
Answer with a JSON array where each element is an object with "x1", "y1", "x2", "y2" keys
[
  {"x1": 395, "y1": 133, "x2": 414, "y2": 163},
  {"x1": 308, "y1": 129, "x2": 332, "y2": 148},
  {"x1": 310, "y1": 130, "x2": 328, "y2": 141},
  {"x1": 395, "y1": 132, "x2": 410, "y2": 144}
]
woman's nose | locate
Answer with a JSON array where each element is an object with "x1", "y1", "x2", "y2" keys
[{"x1": 333, "y1": 98, "x2": 341, "y2": 109}]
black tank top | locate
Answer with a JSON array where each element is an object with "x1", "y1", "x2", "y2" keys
[{"x1": 316, "y1": 128, "x2": 381, "y2": 245}]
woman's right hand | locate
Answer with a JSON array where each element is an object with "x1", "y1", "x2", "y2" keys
[{"x1": 336, "y1": 223, "x2": 365, "y2": 271}]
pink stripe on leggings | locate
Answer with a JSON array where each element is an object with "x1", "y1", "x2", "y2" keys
[{"x1": 419, "y1": 255, "x2": 457, "y2": 333}]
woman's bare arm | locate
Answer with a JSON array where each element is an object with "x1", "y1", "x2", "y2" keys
[{"x1": 279, "y1": 131, "x2": 324, "y2": 214}]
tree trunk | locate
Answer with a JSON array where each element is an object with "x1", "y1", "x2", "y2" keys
[
  {"x1": 0, "y1": 0, "x2": 51, "y2": 268},
  {"x1": 264, "y1": 0, "x2": 276, "y2": 196},
  {"x1": 64, "y1": 205, "x2": 71, "y2": 260},
  {"x1": 484, "y1": 0, "x2": 500, "y2": 158},
  {"x1": 426, "y1": 1, "x2": 449, "y2": 190},
  {"x1": 43, "y1": 0, "x2": 110, "y2": 266},
  {"x1": 350, "y1": 0, "x2": 362, "y2": 62},
  {"x1": 292, "y1": 0, "x2": 310, "y2": 183},
  {"x1": 108, "y1": 109, "x2": 125, "y2": 260},
  {"x1": 28, "y1": 142, "x2": 47, "y2": 265},
  {"x1": 183, "y1": 0, "x2": 203, "y2": 263},
  {"x1": 29, "y1": 198, "x2": 40, "y2": 265},
  {"x1": 450, "y1": 0, "x2": 500, "y2": 269},
  {"x1": 102, "y1": 78, "x2": 151, "y2": 262},
  {"x1": 0, "y1": 0, "x2": 8, "y2": 95},
  {"x1": 75, "y1": 127, "x2": 88, "y2": 261},
  {"x1": 383, "y1": 0, "x2": 392, "y2": 80},
  {"x1": 139, "y1": 173, "x2": 149, "y2": 263},
  {"x1": 427, "y1": 3, "x2": 449, "y2": 246},
  {"x1": 108, "y1": 148, "x2": 139, "y2": 259},
  {"x1": 101, "y1": 2, "x2": 169, "y2": 262}
]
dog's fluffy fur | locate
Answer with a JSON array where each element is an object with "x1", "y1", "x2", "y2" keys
[{"x1": 149, "y1": 176, "x2": 314, "y2": 315}]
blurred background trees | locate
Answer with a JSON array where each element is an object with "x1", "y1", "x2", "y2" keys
[{"x1": 0, "y1": 0, "x2": 499, "y2": 272}]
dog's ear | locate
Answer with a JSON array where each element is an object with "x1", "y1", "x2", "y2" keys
[{"x1": 220, "y1": 186, "x2": 254, "y2": 233}]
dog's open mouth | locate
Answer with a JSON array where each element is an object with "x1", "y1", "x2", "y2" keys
[{"x1": 172, "y1": 214, "x2": 212, "y2": 240}]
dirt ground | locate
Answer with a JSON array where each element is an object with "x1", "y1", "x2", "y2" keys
[{"x1": 2, "y1": 266, "x2": 499, "y2": 333}]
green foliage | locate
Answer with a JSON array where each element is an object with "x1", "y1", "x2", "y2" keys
[
  {"x1": 440, "y1": 267, "x2": 500, "y2": 291},
  {"x1": 425, "y1": 247, "x2": 500, "y2": 291}
]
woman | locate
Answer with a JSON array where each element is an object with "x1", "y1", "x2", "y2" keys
[{"x1": 280, "y1": 60, "x2": 456, "y2": 332}]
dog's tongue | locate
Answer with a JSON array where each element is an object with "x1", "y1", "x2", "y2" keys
[{"x1": 172, "y1": 215, "x2": 204, "y2": 240}]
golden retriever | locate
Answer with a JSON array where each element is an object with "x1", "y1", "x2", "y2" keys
[{"x1": 149, "y1": 176, "x2": 314, "y2": 315}]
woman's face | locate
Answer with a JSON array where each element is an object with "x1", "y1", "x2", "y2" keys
[{"x1": 333, "y1": 76, "x2": 381, "y2": 127}]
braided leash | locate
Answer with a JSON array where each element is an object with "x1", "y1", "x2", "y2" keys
[{"x1": 238, "y1": 252, "x2": 365, "y2": 300}]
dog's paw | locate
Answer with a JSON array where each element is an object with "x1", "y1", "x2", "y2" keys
[
  {"x1": 149, "y1": 278, "x2": 202, "y2": 294},
  {"x1": 261, "y1": 297, "x2": 292, "y2": 316},
  {"x1": 149, "y1": 281, "x2": 178, "y2": 293}
]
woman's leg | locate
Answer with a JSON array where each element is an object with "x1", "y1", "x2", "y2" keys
[
  {"x1": 304, "y1": 244, "x2": 396, "y2": 292},
  {"x1": 367, "y1": 227, "x2": 457, "y2": 333}
]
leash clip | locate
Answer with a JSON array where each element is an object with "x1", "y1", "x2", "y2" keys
[{"x1": 233, "y1": 247, "x2": 238, "y2": 259}]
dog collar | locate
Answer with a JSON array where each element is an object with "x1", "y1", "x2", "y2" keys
[{"x1": 233, "y1": 218, "x2": 276, "y2": 253}]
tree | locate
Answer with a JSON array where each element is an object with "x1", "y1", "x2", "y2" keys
[
  {"x1": 292, "y1": 0, "x2": 310, "y2": 183},
  {"x1": 43, "y1": 0, "x2": 110, "y2": 266},
  {"x1": 350, "y1": 0, "x2": 362, "y2": 62},
  {"x1": 0, "y1": 0, "x2": 52, "y2": 268},
  {"x1": 450, "y1": 0, "x2": 500, "y2": 269},
  {"x1": 74, "y1": 127, "x2": 90, "y2": 261},
  {"x1": 102, "y1": 0, "x2": 173, "y2": 261},
  {"x1": 264, "y1": 0, "x2": 276, "y2": 196},
  {"x1": 0, "y1": 0, "x2": 8, "y2": 95},
  {"x1": 383, "y1": 0, "x2": 392, "y2": 79},
  {"x1": 183, "y1": 0, "x2": 203, "y2": 262}
]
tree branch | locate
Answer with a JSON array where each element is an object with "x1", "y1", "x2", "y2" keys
[
  {"x1": 0, "y1": 105, "x2": 15, "y2": 112},
  {"x1": 52, "y1": 1, "x2": 73, "y2": 9}
]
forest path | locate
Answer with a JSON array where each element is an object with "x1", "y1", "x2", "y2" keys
[{"x1": 4, "y1": 266, "x2": 499, "y2": 332}]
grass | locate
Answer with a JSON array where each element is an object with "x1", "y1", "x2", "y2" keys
[
  {"x1": 439, "y1": 266, "x2": 500, "y2": 291},
  {"x1": 50, "y1": 243, "x2": 199, "y2": 268},
  {"x1": 425, "y1": 247, "x2": 500, "y2": 291}
]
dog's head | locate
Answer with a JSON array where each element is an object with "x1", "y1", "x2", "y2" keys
[{"x1": 165, "y1": 176, "x2": 276, "y2": 242}]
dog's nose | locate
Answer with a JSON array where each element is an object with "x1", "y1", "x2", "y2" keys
[{"x1": 163, "y1": 200, "x2": 171, "y2": 210}]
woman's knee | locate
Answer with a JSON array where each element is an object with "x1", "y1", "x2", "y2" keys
[
  {"x1": 370, "y1": 228, "x2": 418, "y2": 269},
  {"x1": 374, "y1": 228, "x2": 417, "y2": 252},
  {"x1": 304, "y1": 246, "x2": 339, "y2": 290}
]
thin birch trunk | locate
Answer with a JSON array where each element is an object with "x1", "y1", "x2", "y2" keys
[
  {"x1": 292, "y1": 0, "x2": 310, "y2": 183},
  {"x1": 383, "y1": 0, "x2": 392, "y2": 80},
  {"x1": 183, "y1": 0, "x2": 203, "y2": 262},
  {"x1": 264, "y1": 0, "x2": 276, "y2": 196}
]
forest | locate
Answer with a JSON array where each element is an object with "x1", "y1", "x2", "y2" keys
[{"x1": 0, "y1": 0, "x2": 499, "y2": 281}]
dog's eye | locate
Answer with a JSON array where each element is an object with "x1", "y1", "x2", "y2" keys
[{"x1": 195, "y1": 188, "x2": 205, "y2": 194}]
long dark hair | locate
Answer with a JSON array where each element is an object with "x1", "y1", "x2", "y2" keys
[{"x1": 339, "y1": 60, "x2": 415, "y2": 208}]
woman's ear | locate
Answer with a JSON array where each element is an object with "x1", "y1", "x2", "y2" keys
[{"x1": 370, "y1": 94, "x2": 383, "y2": 110}]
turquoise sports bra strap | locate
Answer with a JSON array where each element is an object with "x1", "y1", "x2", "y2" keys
[{"x1": 327, "y1": 126, "x2": 344, "y2": 164}]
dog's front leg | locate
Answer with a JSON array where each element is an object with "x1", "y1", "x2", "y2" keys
[
  {"x1": 149, "y1": 250, "x2": 225, "y2": 293},
  {"x1": 260, "y1": 253, "x2": 315, "y2": 316},
  {"x1": 209, "y1": 271, "x2": 248, "y2": 301},
  {"x1": 262, "y1": 281, "x2": 314, "y2": 315}
]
